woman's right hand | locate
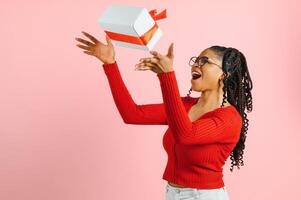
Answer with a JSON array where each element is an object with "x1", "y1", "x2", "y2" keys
[{"x1": 75, "y1": 31, "x2": 116, "y2": 64}]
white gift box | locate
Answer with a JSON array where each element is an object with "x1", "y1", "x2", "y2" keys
[{"x1": 98, "y1": 4, "x2": 167, "y2": 51}]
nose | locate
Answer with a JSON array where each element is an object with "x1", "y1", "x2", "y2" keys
[
  {"x1": 193, "y1": 64, "x2": 202, "y2": 70},
  {"x1": 191, "y1": 62, "x2": 198, "y2": 68}
]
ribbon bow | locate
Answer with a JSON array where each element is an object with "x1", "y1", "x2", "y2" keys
[{"x1": 148, "y1": 9, "x2": 167, "y2": 21}]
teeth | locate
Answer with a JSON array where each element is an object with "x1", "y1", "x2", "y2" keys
[{"x1": 191, "y1": 71, "x2": 201, "y2": 76}]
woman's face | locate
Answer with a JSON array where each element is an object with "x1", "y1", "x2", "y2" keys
[{"x1": 191, "y1": 49, "x2": 225, "y2": 92}]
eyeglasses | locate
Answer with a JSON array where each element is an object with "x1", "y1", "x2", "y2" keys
[{"x1": 189, "y1": 56, "x2": 222, "y2": 68}]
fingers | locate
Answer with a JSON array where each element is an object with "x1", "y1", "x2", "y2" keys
[
  {"x1": 167, "y1": 43, "x2": 174, "y2": 58},
  {"x1": 150, "y1": 50, "x2": 163, "y2": 59},
  {"x1": 139, "y1": 57, "x2": 159, "y2": 63},
  {"x1": 75, "y1": 37, "x2": 95, "y2": 46},
  {"x1": 149, "y1": 43, "x2": 174, "y2": 59},
  {"x1": 83, "y1": 51, "x2": 95, "y2": 56},
  {"x1": 81, "y1": 31, "x2": 99, "y2": 44},
  {"x1": 105, "y1": 34, "x2": 113, "y2": 46},
  {"x1": 76, "y1": 44, "x2": 92, "y2": 51},
  {"x1": 135, "y1": 62, "x2": 156, "y2": 71},
  {"x1": 135, "y1": 66, "x2": 152, "y2": 71}
]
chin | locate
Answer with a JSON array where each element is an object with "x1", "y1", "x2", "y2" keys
[{"x1": 191, "y1": 85, "x2": 203, "y2": 93}]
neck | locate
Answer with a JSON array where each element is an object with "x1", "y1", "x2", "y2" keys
[{"x1": 196, "y1": 88, "x2": 229, "y2": 109}]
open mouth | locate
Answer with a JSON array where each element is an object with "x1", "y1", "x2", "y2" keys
[{"x1": 191, "y1": 71, "x2": 202, "y2": 80}]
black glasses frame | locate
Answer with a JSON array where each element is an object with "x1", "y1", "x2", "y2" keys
[{"x1": 189, "y1": 56, "x2": 222, "y2": 68}]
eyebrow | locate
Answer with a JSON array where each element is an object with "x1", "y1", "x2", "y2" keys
[
  {"x1": 198, "y1": 55, "x2": 214, "y2": 62},
  {"x1": 199, "y1": 55, "x2": 222, "y2": 68}
]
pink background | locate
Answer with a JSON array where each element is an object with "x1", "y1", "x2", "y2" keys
[{"x1": 1, "y1": 0, "x2": 300, "y2": 199}]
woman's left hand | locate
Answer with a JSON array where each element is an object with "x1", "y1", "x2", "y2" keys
[{"x1": 135, "y1": 43, "x2": 174, "y2": 74}]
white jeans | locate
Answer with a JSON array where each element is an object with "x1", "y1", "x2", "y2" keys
[{"x1": 165, "y1": 183, "x2": 230, "y2": 200}]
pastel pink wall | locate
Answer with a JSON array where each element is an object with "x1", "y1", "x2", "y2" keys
[{"x1": 1, "y1": 0, "x2": 300, "y2": 199}]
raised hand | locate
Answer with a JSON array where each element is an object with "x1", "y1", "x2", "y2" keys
[
  {"x1": 75, "y1": 31, "x2": 116, "y2": 64},
  {"x1": 134, "y1": 43, "x2": 174, "y2": 74}
]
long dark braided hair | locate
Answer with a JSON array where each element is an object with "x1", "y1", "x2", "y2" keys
[{"x1": 186, "y1": 46, "x2": 253, "y2": 172}]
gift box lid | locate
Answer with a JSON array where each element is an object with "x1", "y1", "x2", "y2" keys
[{"x1": 98, "y1": 4, "x2": 157, "y2": 36}]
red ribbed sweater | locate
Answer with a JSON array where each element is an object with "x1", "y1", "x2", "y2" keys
[{"x1": 102, "y1": 61, "x2": 242, "y2": 189}]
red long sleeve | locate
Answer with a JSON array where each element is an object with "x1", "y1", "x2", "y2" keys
[
  {"x1": 102, "y1": 61, "x2": 189, "y2": 125},
  {"x1": 157, "y1": 70, "x2": 242, "y2": 145}
]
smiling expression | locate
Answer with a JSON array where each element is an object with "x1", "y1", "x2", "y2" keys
[{"x1": 190, "y1": 48, "x2": 225, "y2": 92}]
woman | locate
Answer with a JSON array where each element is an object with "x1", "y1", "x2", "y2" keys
[{"x1": 75, "y1": 31, "x2": 253, "y2": 200}]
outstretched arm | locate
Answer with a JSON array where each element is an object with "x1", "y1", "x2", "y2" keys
[
  {"x1": 102, "y1": 61, "x2": 187, "y2": 125},
  {"x1": 156, "y1": 70, "x2": 242, "y2": 144},
  {"x1": 133, "y1": 43, "x2": 242, "y2": 144}
]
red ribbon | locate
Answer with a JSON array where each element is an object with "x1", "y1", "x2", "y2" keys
[{"x1": 104, "y1": 8, "x2": 167, "y2": 45}]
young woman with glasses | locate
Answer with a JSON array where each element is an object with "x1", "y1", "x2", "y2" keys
[{"x1": 75, "y1": 31, "x2": 253, "y2": 200}]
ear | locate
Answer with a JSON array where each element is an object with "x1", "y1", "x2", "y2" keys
[{"x1": 219, "y1": 72, "x2": 227, "y2": 81}]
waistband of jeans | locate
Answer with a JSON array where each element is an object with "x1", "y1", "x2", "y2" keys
[
  {"x1": 167, "y1": 183, "x2": 226, "y2": 191},
  {"x1": 167, "y1": 183, "x2": 197, "y2": 191}
]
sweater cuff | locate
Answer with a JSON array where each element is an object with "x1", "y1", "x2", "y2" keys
[
  {"x1": 103, "y1": 60, "x2": 117, "y2": 68},
  {"x1": 156, "y1": 70, "x2": 176, "y2": 85},
  {"x1": 156, "y1": 70, "x2": 175, "y2": 79},
  {"x1": 102, "y1": 60, "x2": 118, "y2": 74}
]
